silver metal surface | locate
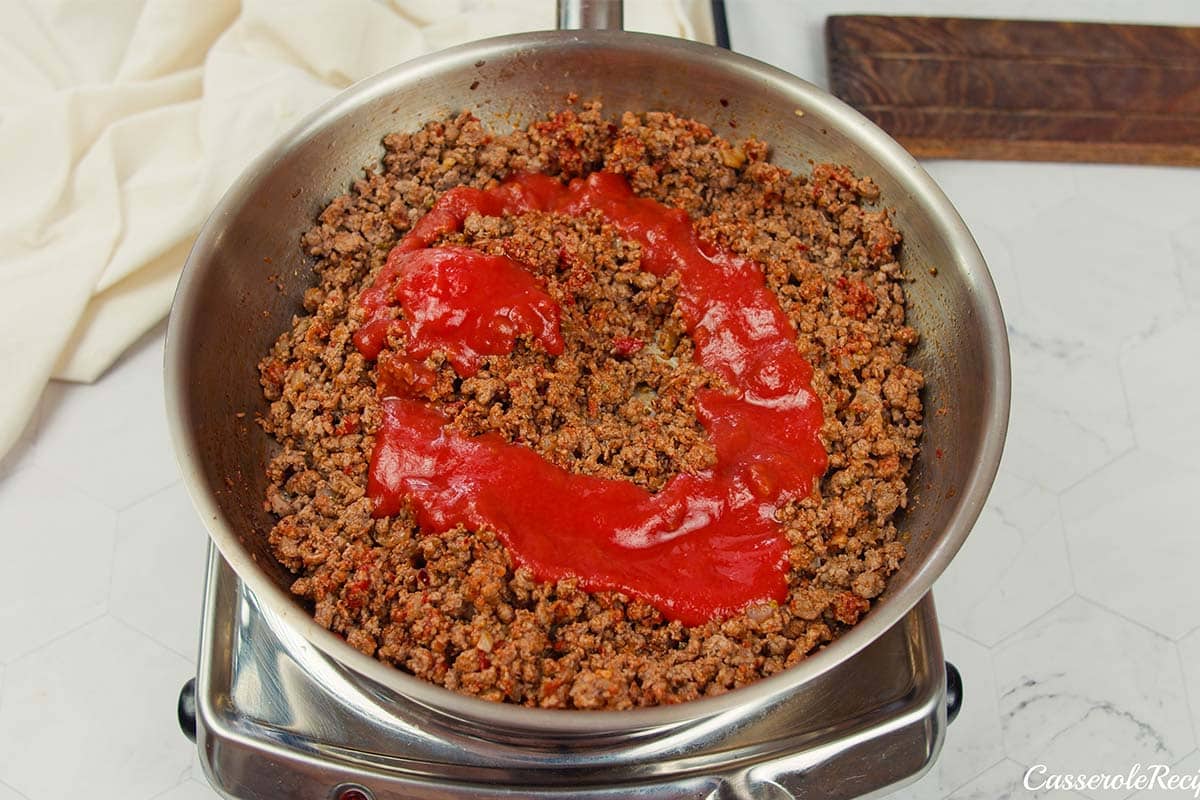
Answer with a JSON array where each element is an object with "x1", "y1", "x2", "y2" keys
[
  {"x1": 166, "y1": 29, "x2": 1010, "y2": 735},
  {"x1": 195, "y1": 544, "x2": 947, "y2": 800},
  {"x1": 558, "y1": 0, "x2": 623, "y2": 31}
]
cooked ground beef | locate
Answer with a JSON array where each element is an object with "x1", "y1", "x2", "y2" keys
[{"x1": 257, "y1": 102, "x2": 923, "y2": 709}]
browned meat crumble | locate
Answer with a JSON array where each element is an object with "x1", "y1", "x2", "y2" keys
[{"x1": 257, "y1": 103, "x2": 924, "y2": 710}]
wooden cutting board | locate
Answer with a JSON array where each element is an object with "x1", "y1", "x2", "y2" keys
[{"x1": 826, "y1": 15, "x2": 1200, "y2": 165}]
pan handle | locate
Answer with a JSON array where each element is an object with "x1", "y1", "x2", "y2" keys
[{"x1": 557, "y1": 0, "x2": 623, "y2": 31}]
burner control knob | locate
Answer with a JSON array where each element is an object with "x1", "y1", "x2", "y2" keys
[
  {"x1": 334, "y1": 784, "x2": 374, "y2": 800},
  {"x1": 945, "y1": 662, "x2": 963, "y2": 725},
  {"x1": 177, "y1": 678, "x2": 197, "y2": 743}
]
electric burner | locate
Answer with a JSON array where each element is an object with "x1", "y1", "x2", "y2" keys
[{"x1": 178, "y1": 545, "x2": 961, "y2": 799}]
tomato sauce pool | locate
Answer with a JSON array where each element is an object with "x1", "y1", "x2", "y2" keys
[{"x1": 352, "y1": 172, "x2": 827, "y2": 626}]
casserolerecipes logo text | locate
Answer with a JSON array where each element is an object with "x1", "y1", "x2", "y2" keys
[{"x1": 1025, "y1": 763, "x2": 1200, "y2": 796}]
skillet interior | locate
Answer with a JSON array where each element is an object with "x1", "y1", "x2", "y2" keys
[{"x1": 165, "y1": 30, "x2": 1008, "y2": 736}]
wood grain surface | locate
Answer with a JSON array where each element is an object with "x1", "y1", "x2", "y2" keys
[{"x1": 826, "y1": 15, "x2": 1200, "y2": 165}]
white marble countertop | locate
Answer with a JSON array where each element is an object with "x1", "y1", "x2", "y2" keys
[{"x1": 1, "y1": 2, "x2": 1198, "y2": 799}]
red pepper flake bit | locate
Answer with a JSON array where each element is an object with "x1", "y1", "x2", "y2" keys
[
  {"x1": 344, "y1": 577, "x2": 370, "y2": 610},
  {"x1": 877, "y1": 453, "x2": 900, "y2": 478},
  {"x1": 262, "y1": 358, "x2": 287, "y2": 385},
  {"x1": 417, "y1": 568, "x2": 430, "y2": 585},
  {"x1": 611, "y1": 134, "x2": 647, "y2": 161},
  {"x1": 833, "y1": 592, "x2": 870, "y2": 625},
  {"x1": 376, "y1": 350, "x2": 437, "y2": 399},
  {"x1": 611, "y1": 336, "x2": 644, "y2": 357},
  {"x1": 334, "y1": 413, "x2": 360, "y2": 436},
  {"x1": 835, "y1": 277, "x2": 877, "y2": 320},
  {"x1": 935, "y1": 448, "x2": 944, "y2": 459}
]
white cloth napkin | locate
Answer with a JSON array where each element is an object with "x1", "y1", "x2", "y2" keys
[{"x1": 0, "y1": 0, "x2": 713, "y2": 460}]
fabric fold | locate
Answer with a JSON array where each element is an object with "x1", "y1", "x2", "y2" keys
[{"x1": 0, "y1": 0, "x2": 711, "y2": 460}]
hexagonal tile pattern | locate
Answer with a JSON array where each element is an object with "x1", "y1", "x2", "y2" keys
[
  {"x1": 0, "y1": 466, "x2": 115, "y2": 662},
  {"x1": 1129, "y1": 751, "x2": 1200, "y2": 799},
  {"x1": 189, "y1": 748, "x2": 208, "y2": 789},
  {"x1": 1002, "y1": 331, "x2": 1133, "y2": 494},
  {"x1": 1, "y1": 17, "x2": 1198, "y2": 799},
  {"x1": 31, "y1": 326, "x2": 179, "y2": 511},
  {"x1": 1061, "y1": 449, "x2": 1200, "y2": 640},
  {"x1": 152, "y1": 777, "x2": 221, "y2": 800},
  {"x1": 111, "y1": 483, "x2": 211, "y2": 660},
  {"x1": 1009, "y1": 200, "x2": 1186, "y2": 350},
  {"x1": 943, "y1": 759, "x2": 1088, "y2": 799},
  {"x1": 995, "y1": 598, "x2": 1194, "y2": 800},
  {"x1": 1181, "y1": 630, "x2": 1200, "y2": 746},
  {"x1": 0, "y1": 616, "x2": 194, "y2": 800},
  {"x1": 936, "y1": 469, "x2": 1072, "y2": 646},
  {"x1": 884, "y1": 629, "x2": 1004, "y2": 799},
  {"x1": 1121, "y1": 314, "x2": 1200, "y2": 462}
]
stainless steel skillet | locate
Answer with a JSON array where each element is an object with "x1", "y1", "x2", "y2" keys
[{"x1": 165, "y1": 0, "x2": 1010, "y2": 738}]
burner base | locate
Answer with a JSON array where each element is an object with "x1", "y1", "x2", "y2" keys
[{"x1": 186, "y1": 545, "x2": 951, "y2": 799}]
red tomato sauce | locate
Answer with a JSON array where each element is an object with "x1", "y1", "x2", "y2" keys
[
  {"x1": 354, "y1": 172, "x2": 827, "y2": 626},
  {"x1": 353, "y1": 246, "x2": 562, "y2": 397}
]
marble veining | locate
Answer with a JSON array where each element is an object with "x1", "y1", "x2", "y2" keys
[
  {"x1": 994, "y1": 598, "x2": 1194, "y2": 799},
  {"x1": 1002, "y1": 334, "x2": 1134, "y2": 495},
  {"x1": 0, "y1": 3, "x2": 1197, "y2": 799},
  {"x1": 1060, "y1": 449, "x2": 1200, "y2": 640},
  {"x1": 935, "y1": 470, "x2": 1073, "y2": 647},
  {"x1": 1119, "y1": 316, "x2": 1200, "y2": 462},
  {"x1": 1179, "y1": 632, "x2": 1200, "y2": 747},
  {"x1": 946, "y1": 759, "x2": 1089, "y2": 799}
]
